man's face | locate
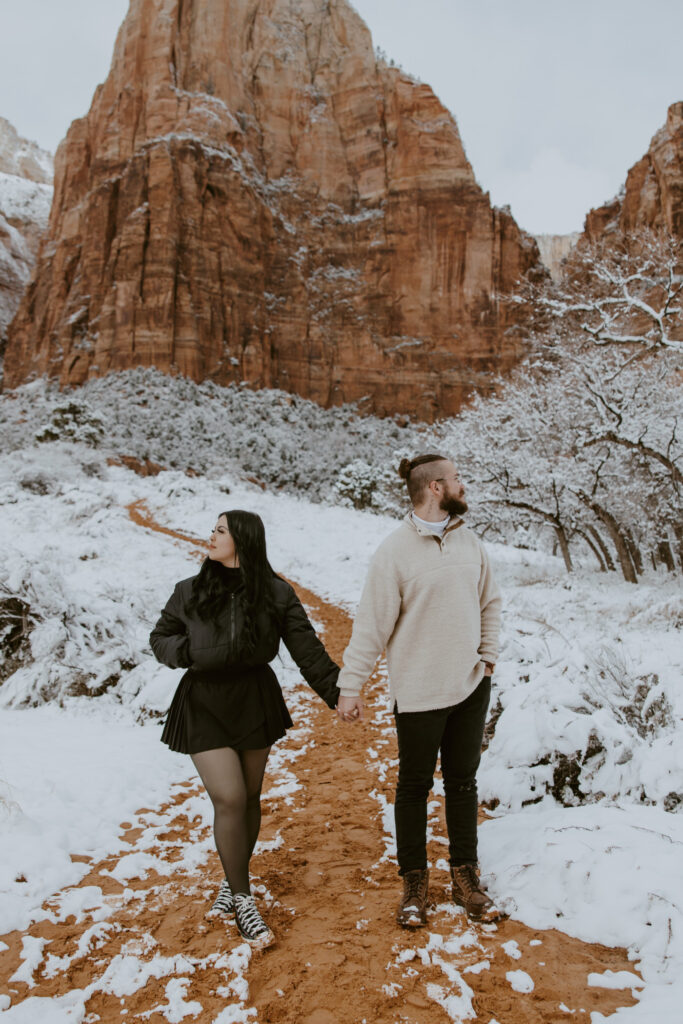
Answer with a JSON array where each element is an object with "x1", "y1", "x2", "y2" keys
[{"x1": 436, "y1": 462, "x2": 468, "y2": 516}]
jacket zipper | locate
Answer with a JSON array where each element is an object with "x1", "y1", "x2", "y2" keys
[
  {"x1": 230, "y1": 593, "x2": 236, "y2": 651},
  {"x1": 439, "y1": 519, "x2": 464, "y2": 552}
]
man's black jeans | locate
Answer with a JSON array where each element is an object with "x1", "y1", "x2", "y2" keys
[{"x1": 393, "y1": 675, "x2": 491, "y2": 874}]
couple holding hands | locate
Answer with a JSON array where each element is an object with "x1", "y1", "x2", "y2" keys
[{"x1": 150, "y1": 453, "x2": 502, "y2": 949}]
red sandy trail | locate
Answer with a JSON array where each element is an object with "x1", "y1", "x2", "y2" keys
[{"x1": 0, "y1": 501, "x2": 640, "y2": 1022}]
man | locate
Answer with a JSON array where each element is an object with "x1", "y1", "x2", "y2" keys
[{"x1": 337, "y1": 453, "x2": 502, "y2": 927}]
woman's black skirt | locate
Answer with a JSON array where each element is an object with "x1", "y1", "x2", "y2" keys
[{"x1": 161, "y1": 663, "x2": 293, "y2": 754}]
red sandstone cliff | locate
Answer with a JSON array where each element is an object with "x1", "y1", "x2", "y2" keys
[
  {"x1": 584, "y1": 102, "x2": 683, "y2": 243},
  {"x1": 4, "y1": 0, "x2": 540, "y2": 419}
]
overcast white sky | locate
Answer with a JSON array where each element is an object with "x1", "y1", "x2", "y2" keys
[{"x1": 1, "y1": 0, "x2": 681, "y2": 234}]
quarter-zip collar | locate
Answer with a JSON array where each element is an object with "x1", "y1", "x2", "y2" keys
[{"x1": 403, "y1": 511, "x2": 464, "y2": 542}]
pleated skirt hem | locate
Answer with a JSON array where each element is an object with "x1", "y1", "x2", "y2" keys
[{"x1": 161, "y1": 667, "x2": 293, "y2": 755}]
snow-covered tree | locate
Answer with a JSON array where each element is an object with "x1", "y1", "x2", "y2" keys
[{"x1": 443, "y1": 231, "x2": 683, "y2": 581}]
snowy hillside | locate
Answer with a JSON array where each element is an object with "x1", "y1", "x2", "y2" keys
[{"x1": 0, "y1": 371, "x2": 432, "y2": 513}]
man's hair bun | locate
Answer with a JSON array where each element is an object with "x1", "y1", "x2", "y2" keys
[{"x1": 397, "y1": 453, "x2": 450, "y2": 500}]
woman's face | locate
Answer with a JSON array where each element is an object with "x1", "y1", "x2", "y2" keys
[{"x1": 208, "y1": 515, "x2": 239, "y2": 567}]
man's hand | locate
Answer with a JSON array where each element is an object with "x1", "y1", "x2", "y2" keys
[{"x1": 337, "y1": 694, "x2": 364, "y2": 723}]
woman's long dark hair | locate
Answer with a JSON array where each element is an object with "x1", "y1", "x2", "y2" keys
[{"x1": 190, "y1": 510, "x2": 276, "y2": 656}]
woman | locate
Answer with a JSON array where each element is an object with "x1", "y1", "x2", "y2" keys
[{"x1": 150, "y1": 510, "x2": 340, "y2": 949}]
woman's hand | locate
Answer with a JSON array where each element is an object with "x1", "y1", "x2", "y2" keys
[{"x1": 336, "y1": 695, "x2": 364, "y2": 723}]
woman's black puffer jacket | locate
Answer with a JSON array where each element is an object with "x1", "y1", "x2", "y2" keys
[{"x1": 149, "y1": 574, "x2": 340, "y2": 709}]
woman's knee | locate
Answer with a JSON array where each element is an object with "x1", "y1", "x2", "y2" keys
[
  {"x1": 208, "y1": 788, "x2": 247, "y2": 816},
  {"x1": 245, "y1": 788, "x2": 262, "y2": 808}
]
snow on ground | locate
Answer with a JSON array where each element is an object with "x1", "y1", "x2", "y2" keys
[
  {"x1": 480, "y1": 806, "x2": 683, "y2": 1019},
  {"x1": 0, "y1": 706, "x2": 193, "y2": 935},
  {"x1": 0, "y1": 440, "x2": 681, "y2": 1019}
]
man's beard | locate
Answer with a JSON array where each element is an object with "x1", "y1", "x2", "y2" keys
[{"x1": 440, "y1": 494, "x2": 468, "y2": 517}]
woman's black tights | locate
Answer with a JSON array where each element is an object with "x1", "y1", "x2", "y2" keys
[{"x1": 191, "y1": 745, "x2": 271, "y2": 895}]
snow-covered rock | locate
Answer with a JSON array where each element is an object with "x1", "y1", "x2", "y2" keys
[
  {"x1": 0, "y1": 117, "x2": 53, "y2": 358},
  {"x1": 0, "y1": 117, "x2": 53, "y2": 184}
]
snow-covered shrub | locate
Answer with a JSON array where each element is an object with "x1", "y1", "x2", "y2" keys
[
  {"x1": 0, "y1": 583, "x2": 35, "y2": 683},
  {"x1": 333, "y1": 455, "x2": 414, "y2": 515},
  {"x1": 18, "y1": 473, "x2": 54, "y2": 495},
  {"x1": 584, "y1": 651, "x2": 674, "y2": 740},
  {"x1": 480, "y1": 569, "x2": 683, "y2": 816},
  {"x1": 334, "y1": 459, "x2": 377, "y2": 509},
  {"x1": 333, "y1": 458, "x2": 405, "y2": 512},
  {"x1": 36, "y1": 400, "x2": 105, "y2": 447},
  {"x1": 0, "y1": 446, "x2": 187, "y2": 709}
]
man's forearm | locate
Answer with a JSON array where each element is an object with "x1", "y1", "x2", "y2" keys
[
  {"x1": 479, "y1": 591, "x2": 502, "y2": 666},
  {"x1": 337, "y1": 633, "x2": 383, "y2": 695},
  {"x1": 338, "y1": 554, "x2": 401, "y2": 695}
]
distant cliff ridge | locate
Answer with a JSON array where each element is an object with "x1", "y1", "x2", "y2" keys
[
  {"x1": 534, "y1": 233, "x2": 579, "y2": 283},
  {"x1": 0, "y1": 118, "x2": 53, "y2": 357},
  {"x1": 0, "y1": 117, "x2": 53, "y2": 185},
  {"x1": 584, "y1": 102, "x2": 683, "y2": 242},
  {"x1": 3, "y1": 0, "x2": 540, "y2": 419}
]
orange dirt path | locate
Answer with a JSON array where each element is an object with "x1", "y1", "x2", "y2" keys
[{"x1": 0, "y1": 502, "x2": 640, "y2": 1022}]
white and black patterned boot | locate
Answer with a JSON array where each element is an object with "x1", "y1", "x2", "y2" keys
[
  {"x1": 234, "y1": 893, "x2": 274, "y2": 949},
  {"x1": 207, "y1": 879, "x2": 234, "y2": 917}
]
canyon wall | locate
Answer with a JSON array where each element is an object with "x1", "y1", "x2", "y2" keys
[
  {"x1": 584, "y1": 102, "x2": 683, "y2": 243},
  {"x1": 4, "y1": 0, "x2": 541, "y2": 419}
]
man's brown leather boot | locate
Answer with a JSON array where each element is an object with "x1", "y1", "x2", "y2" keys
[
  {"x1": 396, "y1": 868, "x2": 429, "y2": 928},
  {"x1": 450, "y1": 863, "x2": 502, "y2": 922}
]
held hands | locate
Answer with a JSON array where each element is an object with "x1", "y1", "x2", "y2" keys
[{"x1": 336, "y1": 694, "x2": 364, "y2": 724}]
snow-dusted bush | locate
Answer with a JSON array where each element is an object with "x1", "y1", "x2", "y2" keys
[
  {"x1": 0, "y1": 557, "x2": 140, "y2": 707},
  {"x1": 333, "y1": 457, "x2": 406, "y2": 514},
  {"x1": 334, "y1": 459, "x2": 377, "y2": 509},
  {"x1": 0, "y1": 582, "x2": 34, "y2": 684},
  {"x1": 0, "y1": 446, "x2": 191, "y2": 713},
  {"x1": 479, "y1": 564, "x2": 683, "y2": 815},
  {"x1": 35, "y1": 400, "x2": 105, "y2": 447}
]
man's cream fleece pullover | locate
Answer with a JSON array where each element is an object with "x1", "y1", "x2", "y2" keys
[{"x1": 338, "y1": 514, "x2": 502, "y2": 712}]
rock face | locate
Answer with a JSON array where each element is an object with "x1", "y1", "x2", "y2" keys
[
  {"x1": 0, "y1": 119, "x2": 53, "y2": 357},
  {"x1": 534, "y1": 233, "x2": 579, "y2": 283},
  {"x1": 584, "y1": 102, "x2": 683, "y2": 243},
  {"x1": 4, "y1": 0, "x2": 540, "y2": 419},
  {"x1": 0, "y1": 117, "x2": 53, "y2": 185}
]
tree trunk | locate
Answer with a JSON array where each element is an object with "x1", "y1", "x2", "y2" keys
[
  {"x1": 577, "y1": 493, "x2": 639, "y2": 583},
  {"x1": 623, "y1": 526, "x2": 644, "y2": 575},
  {"x1": 577, "y1": 529, "x2": 607, "y2": 571},
  {"x1": 673, "y1": 523, "x2": 683, "y2": 572},
  {"x1": 586, "y1": 524, "x2": 615, "y2": 572},
  {"x1": 657, "y1": 539, "x2": 676, "y2": 572},
  {"x1": 499, "y1": 498, "x2": 574, "y2": 574},
  {"x1": 554, "y1": 526, "x2": 573, "y2": 572}
]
